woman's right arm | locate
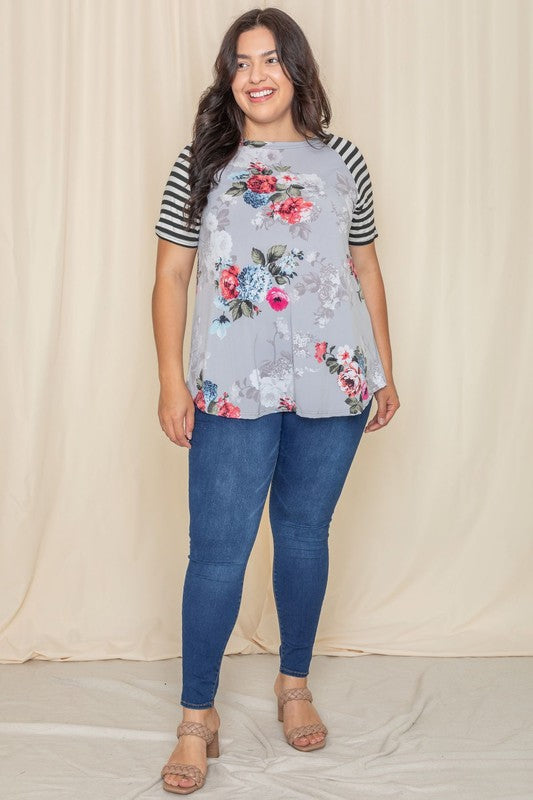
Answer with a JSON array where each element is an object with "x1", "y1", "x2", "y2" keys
[{"x1": 152, "y1": 237, "x2": 197, "y2": 449}]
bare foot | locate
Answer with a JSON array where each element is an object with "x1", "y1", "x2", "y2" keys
[
  {"x1": 274, "y1": 672, "x2": 326, "y2": 747},
  {"x1": 162, "y1": 706, "x2": 220, "y2": 791}
]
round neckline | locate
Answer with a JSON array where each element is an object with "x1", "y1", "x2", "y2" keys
[{"x1": 240, "y1": 136, "x2": 322, "y2": 147}]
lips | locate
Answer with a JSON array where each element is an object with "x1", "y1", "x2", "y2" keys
[{"x1": 247, "y1": 88, "x2": 276, "y2": 103}]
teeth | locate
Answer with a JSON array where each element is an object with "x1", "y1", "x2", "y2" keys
[{"x1": 249, "y1": 89, "x2": 274, "y2": 98}]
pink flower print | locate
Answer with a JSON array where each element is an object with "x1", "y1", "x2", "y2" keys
[
  {"x1": 314, "y1": 341, "x2": 327, "y2": 362},
  {"x1": 250, "y1": 160, "x2": 269, "y2": 173},
  {"x1": 266, "y1": 286, "x2": 289, "y2": 311},
  {"x1": 220, "y1": 264, "x2": 240, "y2": 300},
  {"x1": 337, "y1": 361, "x2": 369, "y2": 401},
  {"x1": 194, "y1": 389, "x2": 207, "y2": 411},
  {"x1": 336, "y1": 345, "x2": 354, "y2": 365},
  {"x1": 279, "y1": 397, "x2": 296, "y2": 411},
  {"x1": 217, "y1": 392, "x2": 241, "y2": 417},
  {"x1": 270, "y1": 195, "x2": 313, "y2": 224},
  {"x1": 247, "y1": 173, "x2": 278, "y2": 193},
  {"x1": 348, "y1": 255, "x2": 359, "y2": 281}
]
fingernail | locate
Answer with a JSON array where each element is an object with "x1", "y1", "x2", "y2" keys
[{"x1": 379, "y1": 418, "x2": 385, "y2": 424}]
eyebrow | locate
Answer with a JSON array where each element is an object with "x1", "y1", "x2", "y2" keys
[{"x1": 236, "y1": 49, "x2": 278, "y2": 59}]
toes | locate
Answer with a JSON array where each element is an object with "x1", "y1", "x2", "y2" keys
[
  {"x1": 294, "y1": 732, "x2": 324, "y2": 746},
  {"x1": 164, "y1": 775, "x2": 196, "y2": 788}
]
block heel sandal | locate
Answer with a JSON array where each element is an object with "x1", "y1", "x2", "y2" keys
[
  {"x1": 160, "y1": 721, "x2": 220, "y2": 794},
  {"x1": 276, "y1": 686, "x2": 328, "y2": 751}
]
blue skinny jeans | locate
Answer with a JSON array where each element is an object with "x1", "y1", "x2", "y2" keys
[{"x1": 180, "y1": 401, "x2": 372, "y2": 708}]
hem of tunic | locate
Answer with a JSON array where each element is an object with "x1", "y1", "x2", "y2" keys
[{"x1": 194, "y1": 404, "x2": 375, "y2": 420}]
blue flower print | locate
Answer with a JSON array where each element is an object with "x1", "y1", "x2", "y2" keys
[
  {"x1": 243, "y1": 189, "x2": 272, "y2": 208},
  {"x1": 228, "y1": 171, "x2": 250, "y2": 181},
  {"x1": 209, "y1": 314, "x2": 231, "y2": 338},
  {"x1": 237, "y1": 264, "x2": 270, "y2": 303},
  {"x1": 202, "y1": 379, "x2": 218, "y2": 406}
]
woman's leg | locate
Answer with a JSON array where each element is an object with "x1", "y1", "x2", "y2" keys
[
  {"x1": 269, "y1": 401, "x2": 372, "y2": 678},
  {"x1": 180, "y1": 406, "x2": 282, "y2": 708}
]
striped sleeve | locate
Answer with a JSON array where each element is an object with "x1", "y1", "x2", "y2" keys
[
  {"x1": 326, "y1": 134, "x2": 379, "y2": 245},
  {"x1": 155, "y1": 144, "x2": 200, "y2": 248}
]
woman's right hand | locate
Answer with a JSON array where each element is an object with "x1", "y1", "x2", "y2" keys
[{"x1": 158, "y1": 379, "x2": 195, "y2": 449}]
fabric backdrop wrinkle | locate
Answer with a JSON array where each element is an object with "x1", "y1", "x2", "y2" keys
[{"x1": 0, "y1": 0, "x2": 531, "y2": 663}]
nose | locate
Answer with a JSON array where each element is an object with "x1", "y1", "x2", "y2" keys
[{"x1": 248, "y1": 61, "x2": 267, "y2": 84}]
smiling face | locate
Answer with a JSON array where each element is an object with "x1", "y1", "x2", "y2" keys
[{"x1": 231, "y1": 26, "x2": 297, "y2": 140}]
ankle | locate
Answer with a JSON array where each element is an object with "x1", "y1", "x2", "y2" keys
[
  {"x1": 276, "y1": 671, "x2": 308, "y2": 688},
  {"x1": 180, "y1": 705, "x2": 219, "y2": 724}
]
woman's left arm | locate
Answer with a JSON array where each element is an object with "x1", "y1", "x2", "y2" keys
[{"x1": 349, "y1": 241, "x2": 400, "y2": 431}]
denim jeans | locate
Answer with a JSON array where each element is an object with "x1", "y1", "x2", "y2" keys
[{"x1": 180, "y1": 401, "x2": 372, "y2": 708}]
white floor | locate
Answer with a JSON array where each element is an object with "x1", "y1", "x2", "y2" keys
[{"x1": 1, "y1": 653, "x2": 532, "y2": 799}]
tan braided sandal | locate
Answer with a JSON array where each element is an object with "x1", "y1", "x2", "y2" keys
[
  {"x1": 160, "y1": 720, "x2": 220, "y2": 794},
  {"x1": 276, "y1": 686, "x2": 328, "y2": 751}
]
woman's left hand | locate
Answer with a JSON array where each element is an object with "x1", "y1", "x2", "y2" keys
[{"x1": 365, "y1": 381, "x2": 400, "y2": 432}]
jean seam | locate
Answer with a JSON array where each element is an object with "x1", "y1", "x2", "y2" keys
[
  {"x1": 280, "y1": 669, "x2": 309, "y2": 677},
  {"x1": 272, "y1": 545, "x2": 285, "y2": 666},
  {"x1": 180, "y1": 700, "x2": 214, "y2": 708}
]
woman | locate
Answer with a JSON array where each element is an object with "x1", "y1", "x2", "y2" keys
[{"x1": 152, "y1": 6, "x2": 399, "y2": 794}]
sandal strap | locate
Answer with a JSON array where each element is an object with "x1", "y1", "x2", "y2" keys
[
  {"x1": 287, "y1": 722, "x2": 328, "y2": 745},
  {"x1": 161, "y1": 762, "x2": 205, "y2": 787},
  {"x1": 278, "y1": 686, "x2": 313, "y2": 707},
  {"x1": 176, "y1": 720, "x2": 215, "y2": 745}
]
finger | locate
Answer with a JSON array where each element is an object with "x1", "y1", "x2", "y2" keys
[
  {"x1": 169, "y1": 414, "x2": 191, "y2": 448},
  {"x1": 163, "y1": 417, "x2": 179, "y2": 445},
  {"x1": 184, "y1": 407, "x2": 195, "y2": 442},
  {"x1": 377, "y1": 399, "x2": 389, "y2": 426},
  {"x1": 364, "y1": 408, "x2": 380, "y2": 432},
  {"x1": 365, "y1": 415, "x2": 381, "y2": 432}
]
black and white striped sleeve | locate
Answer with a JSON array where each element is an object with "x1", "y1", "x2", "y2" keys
[
  {"x1": 326, "y1": 134, "x2": 379, "y2": 245},
  {"x1": 155, "y1": 144, "x2": 200, "y2": 248},
  {"x1": 350, "y1": 146, "x2": 378, "y2": 245}
]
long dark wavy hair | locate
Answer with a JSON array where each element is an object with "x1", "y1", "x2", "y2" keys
[{"x1": 183, "y1": 6, "x2": 332, "y2": 231}]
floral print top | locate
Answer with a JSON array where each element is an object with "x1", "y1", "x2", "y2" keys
[{"x1": 155, "y1": 133, "x2": 387, "y2": 418}]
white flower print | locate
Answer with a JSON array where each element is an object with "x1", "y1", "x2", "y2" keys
[
  {"x1": 205, "y1": 212, "x2": 218, "y2": 232},
  {"x1": 293, "y1": 258, "x2": 351, "y2": 327},
  {"x1": 336, "y1": 344, "x2": 354, "y2": 365},
  {"x1": 250, "y1": 370, "x2": 292, "y2": 407},
  {"x1": 292, "y1": 330, "x2": 314, "y2": 358},
  {"x1": 275, "y1": 317, "x2": 290, "y2": 339},
  {"x1": 297, "y1": 173, "x2": 326, "y2": 194}
]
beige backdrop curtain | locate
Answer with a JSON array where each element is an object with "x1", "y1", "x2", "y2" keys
[{"x1": 1, "y1": 0, "x2": 531, "y2": 663}]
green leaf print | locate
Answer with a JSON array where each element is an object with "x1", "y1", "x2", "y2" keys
[
  {"x1": 240, "y1": 300, "x2": 254, "y2": 317},
  {"x1": 267, "y1": 244, "x2": 286, "y2": 262},
  {"x1": 251, "y1": 247, "x2": 265, "y2": 266},
  {"x1": 225, "y1": 185, "x2": 246, "y2": 196},
  {"x1": 345, "y1": 397, "x2": 364, "y2": 414},
  {"x1": 286, "y1": 185, "x2": 303, "y2": 197},
  {"x1": 229, "y1": 299, "x2": 244, "y2": 320}
]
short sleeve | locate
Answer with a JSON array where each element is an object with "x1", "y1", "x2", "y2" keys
[
  {"x1": 349, "y1": 148, "x2": 378, "y2": 246},
  {"x1": 155, "y1": 144, "x2": 200, "y2": 248}
]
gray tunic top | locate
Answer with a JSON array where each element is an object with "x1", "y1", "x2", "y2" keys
[{"x1": 155, "y1": 133, "x2": 387, "y2": 418}]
